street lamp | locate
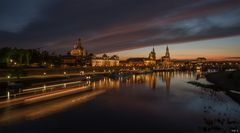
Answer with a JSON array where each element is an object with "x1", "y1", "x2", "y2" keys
[{"x1": 80, "y1": 71, "x2": 84, "y2": 75}]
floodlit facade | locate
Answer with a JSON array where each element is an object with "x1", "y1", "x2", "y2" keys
[
  {"x1": 91, "y1": 54, "x2": 119, "y2": 67},
  {"x1": 70, "y1": 38, "x2": 86, "y2": 57},
  {"x1": 121, "y1": 47, "x2": 157, "y2": 67},
  {"x1": 161, "y1": 46, "x2": 173, "y2": 69}
]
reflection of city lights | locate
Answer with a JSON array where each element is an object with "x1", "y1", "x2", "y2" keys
[
  {"x1": 43, "y1": 72, "x2": 47, "y2": 76},
  {"x1": 64, "y1": 72, "x2": 67, "y2": 75},
  {"x1": 87, "y1": 81, "x2": 91, "y2": 85},
  {"x1": 7, "y1": 75, "x2": 11, "y2": 79}
]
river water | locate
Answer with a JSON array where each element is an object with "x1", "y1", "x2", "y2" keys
[{"x1": 0, "y1": 71, "x2": 239, "y2": 133}]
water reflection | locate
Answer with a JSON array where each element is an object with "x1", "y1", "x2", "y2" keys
[
  {"x1": 92, "y1": 72, "x2": 192, "y2": 93},
  {"x1": 90, "y1": 72, "x2": 240, "y2": 132},
  {"x1": 0, "y1": 71, "x2": 240, "y2": 132},
  {"x1": 160, "y1": 72, "x2": 173, "y2": 92}
]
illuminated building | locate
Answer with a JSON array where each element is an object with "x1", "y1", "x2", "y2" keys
[
  {"x1": 63, "y1": 38, "x2": 87, "y2": 66},
  {"x1": 70, "y1": 38, "x2": 86, "y2": 57},
  {"x1": 148, "y1": 46, "x2": 156, "y2": 60},
  {"x1": 196, "y1": 57, "x2": 207, "y2": 63},
  {"x1": 63, "y1": 38, "x2": 120, "y2": 67},
  {"x1": 125, "y1": 58, "x2": 145, "y2": 66},
  {"x1": 161, "y1": 46, "x2": 173, "y2": 69},
  {"x1": 122, "y1": 46, "x2": 156, "y2": 66},
  {"x1": 91, "y1": 54, "x2": 119, "y2": 67},
  {"x1": 191, "y1": 57, "x2": 207, "y2": 70},
  {"x1": 144, "y1": 47, "x2": 156, "y2": 66}
]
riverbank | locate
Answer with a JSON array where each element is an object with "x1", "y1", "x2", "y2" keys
[
  {"x1": 205, "y1": 71, "x2": 240, "y2": 92},
  {"x1": 205, "y1": 71, "x2": 240, "y2": 103}
]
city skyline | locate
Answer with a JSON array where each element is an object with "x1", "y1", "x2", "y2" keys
[
  {"x1": 104, "y1": 35, "x2": 240, "y2": 60},
  {"x1": 0, "y1": 1, "x2": 240, "y2": 132},
  {"x1": 0, "y1": 0, "x2": 240, "y2": 60}
]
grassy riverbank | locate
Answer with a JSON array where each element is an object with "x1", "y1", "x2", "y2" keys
[{"x1": 205, "y1": 71, "x2": 240, "y2": 92}]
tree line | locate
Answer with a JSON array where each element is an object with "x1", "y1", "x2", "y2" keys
[{"x1": 0, "y1": 47, "x2": 62, "y2": 68}]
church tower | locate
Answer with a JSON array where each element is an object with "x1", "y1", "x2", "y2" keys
[{"x1": 149, "y1": 45, "x2": 156, "y2": 60}]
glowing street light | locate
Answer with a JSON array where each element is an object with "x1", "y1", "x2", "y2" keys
[
  {"x1": 7, "y1": 91, "x2": 10, "y2": 100},
  {"x1": 80, "y1": 71, "x2": 84, "y2": 75},
  {"x1": 86, "y1": 76, "x2": 91, "y2": 80},
  {"x1": 7, "y1": 75, "x2": 11, "y2": 79},
  {"x1": 43, "y1": 85, "x2": 46, "y2": 91}
]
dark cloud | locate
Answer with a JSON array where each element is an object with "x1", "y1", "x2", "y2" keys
[{"x1": 0, "y1": 0, "x2": 240, "y2": 54}]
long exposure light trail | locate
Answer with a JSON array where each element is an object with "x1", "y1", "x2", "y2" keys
[{"x1": 0, "y1": 85, "x2": 91, "y2": 109}]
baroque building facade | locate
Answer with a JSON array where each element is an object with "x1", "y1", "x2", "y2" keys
[
  {"x1": 91, "y1": 54, "x2": 119, "y2": 67},
  {"x1": 120, "y1": 46, "x2": 156, "y2": 67},
  {"x1": 63, "y1": 38, "x2": 119, "y2": 67}
]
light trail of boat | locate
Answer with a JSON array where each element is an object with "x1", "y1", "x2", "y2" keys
[
  {"x1": 0, "y1": 85, "x2": 91, "y2": 109},
  {"x1": 0, "y1": 80, "x2": 88, "y2": 100},
  {"x1": 23, "y1": 80, "x2": 84, "y2": 92},
  {"x1": 0, "y1": 89, "x2": 106, "y2": 124}
]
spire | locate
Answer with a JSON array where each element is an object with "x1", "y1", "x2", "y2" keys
[
  {"x1": 77, "y1": 38, "x2": 82, "y2": 46},
  {"x1": 149, "y1": 44, "x2": 156, "y2": 60},
  {"x1": 165, "y1": 45, "x2": 170, "y2": 57},
  {"x1": 153, "y1": 44, "x2": 155, "y2": 53}
]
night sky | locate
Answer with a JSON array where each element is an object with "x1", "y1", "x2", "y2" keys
[{"x1": 0, "y1": 0, "x2": 240, "y2": 59}]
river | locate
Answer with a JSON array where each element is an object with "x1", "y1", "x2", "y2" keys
[{"x1": 0, "y1": 71, "x2": 239, "y2": 133}]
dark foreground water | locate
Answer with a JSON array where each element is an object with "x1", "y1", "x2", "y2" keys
[{"x1": 0, "y1": 72, "x2": 240, "y2": 133}]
